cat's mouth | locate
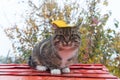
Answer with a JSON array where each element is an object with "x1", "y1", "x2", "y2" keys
[{"x1": 61, "y1": 46, "x2": 73, "y2": 49}]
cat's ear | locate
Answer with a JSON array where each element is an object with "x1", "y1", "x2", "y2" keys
[{"x1": 52, "y1": 23, "x2": 58, "y2": 30}]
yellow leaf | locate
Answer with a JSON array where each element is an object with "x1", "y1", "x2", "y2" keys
[{"x1": 51, "y1": 20, "x2": 75, "y2": 28}]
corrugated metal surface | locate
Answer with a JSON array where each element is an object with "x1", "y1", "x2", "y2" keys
[{"x1": 0, "y1": 64, "x2": 119, "y2": 80}]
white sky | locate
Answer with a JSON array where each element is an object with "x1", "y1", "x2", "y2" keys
[{"x1": 0, "y1": 0, "x2": 120, "y2": 57}]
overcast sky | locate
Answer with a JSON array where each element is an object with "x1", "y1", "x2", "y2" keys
[{"x1": 0, "y1": 0, "x2": 120, "y2": 57}]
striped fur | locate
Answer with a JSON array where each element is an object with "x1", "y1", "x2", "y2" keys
[{"x1": 28, "y1": 27, "x2": 81, "y2": 73}]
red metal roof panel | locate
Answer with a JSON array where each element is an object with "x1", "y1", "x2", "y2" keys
[{"x1": 0, "y1": 64, "x2": 119, "y2": 80}]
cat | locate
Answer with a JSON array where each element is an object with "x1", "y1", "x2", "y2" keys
[{"x1": 28, "y1": 24, "x2": 81, "y2": 75}]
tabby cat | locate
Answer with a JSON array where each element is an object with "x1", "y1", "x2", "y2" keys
[{"x1": 28, "y1": 24, "x2": 81, "y2": 75}]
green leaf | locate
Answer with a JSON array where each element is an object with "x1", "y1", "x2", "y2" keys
[
  {"x1": 114, "y1": 19, "x2": 119, "y2": 28},
  {"x1": 114, "y1": 23, "x2": 119, "y2": 28}
]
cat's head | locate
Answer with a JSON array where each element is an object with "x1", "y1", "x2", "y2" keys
[{"x1": 52, "y1": 24, "x2": 81, "y2": 50}]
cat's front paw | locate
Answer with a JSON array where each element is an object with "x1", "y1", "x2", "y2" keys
[
  {"x1": 50, "y1": 69, "x2": 61, "y2": 75},
  {"x1": 62, "y1": 67, "x2": 70, "y2": 73},
  {"x1": 36, "y1": 65, "x2": 47, "y2": 71}
]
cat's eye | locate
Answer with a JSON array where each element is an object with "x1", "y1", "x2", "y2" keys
[
  {"x1": 70, "y1": 34, "x2": 80, "y2": 41},
  {"x1": 56, "y1": 35, "x2": 64, "y2": 40},
  {"x1": 74, "y1": 39, "x2": 79, "y2": 42}
]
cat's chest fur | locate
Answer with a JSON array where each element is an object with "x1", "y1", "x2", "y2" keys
[{"x1": 58, "y1": 48, "x2": 78, "y2": 68}]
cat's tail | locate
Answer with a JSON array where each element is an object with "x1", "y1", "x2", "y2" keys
[{"x1": 28, "y1": 56, "x2": 36, "y2": 68}]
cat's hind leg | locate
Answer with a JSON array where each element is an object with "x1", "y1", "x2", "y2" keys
[{"x1": 31, "y1": 56, "x2": 48, "y2": 71}]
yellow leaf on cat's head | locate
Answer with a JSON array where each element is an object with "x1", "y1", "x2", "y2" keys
[{"x1": 51, "y1": 20, "x2": 75, "y2": 28}]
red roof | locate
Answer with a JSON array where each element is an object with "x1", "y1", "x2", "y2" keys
[{"x1": 0, "y1": 64, "x2": 119, "y2": 80}]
